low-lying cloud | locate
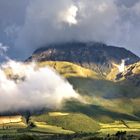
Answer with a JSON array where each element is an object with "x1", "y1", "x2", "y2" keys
[{"x1": 0, "y1": 60, "x2": 80, "y2": 112}]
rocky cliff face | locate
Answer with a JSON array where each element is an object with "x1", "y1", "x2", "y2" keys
[
  {"x1": 116, "y1": 62, "x2": 140, "y2": 86},
  {"x1": 28, "y1": 42, "x2": 140, "y2": 75}
]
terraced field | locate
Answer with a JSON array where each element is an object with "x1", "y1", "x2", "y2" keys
[
  {"x1": 30, "y1": 121, "x2": 74, "y2": 134},
  {"x1": 0, "y1": 113, "x2": 139, "y2": 139},
  {"x1": 99, "y1": 121, "x2": 140, "y2": 134}
]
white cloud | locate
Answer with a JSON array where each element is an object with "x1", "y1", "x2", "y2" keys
[
  {"x1": 0, "y1": 0, "x2": 139, "y2": 58},
  {"x1": 0, "y1": 43, "x2": 8, "y2": 53},
  {"x1": 0, "y1": 43, "x2": 9, "y2": 61},
  {"x1": 0, "y1": 60, "x2": 80, "y2": 112},
  {"x1": 60, "y1": 5, "x2": 78, "y2": 25},
  {"x1": 15, "y1": 0, "x2": 120, "y2": 58}
]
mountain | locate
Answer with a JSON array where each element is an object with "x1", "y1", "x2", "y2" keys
[
  {"x1": 1, "y1": 42, "x2": 140, "y2": 137},
  {"x1": 38, "y1": 61, "x2": 100, "y2": 79},
  {"x1": 26, "y1": 42, "x2": 140, "y2": 122},
  {"x1": 37, "y1": 61, "x2": 140, "y2": 98},
  {"x1": 36, "y1": 61, "x2": 140, "y2": 121},
  {"x1": 2, "y1": 60, "x2": 140, "y2": 136},
  {"x1": 28, "y1": 42, "x2": 140, "y2": 75},
  {"x1": 116, "y1": 61, "x2": 140, "y2": 86}
]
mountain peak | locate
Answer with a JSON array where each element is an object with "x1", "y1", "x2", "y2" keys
[{"x1": 28, "y1": 42, "x2": 140, "y2": 75}]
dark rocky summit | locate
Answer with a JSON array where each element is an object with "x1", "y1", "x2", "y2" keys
[{"x1": 28, "y1": 42, "x2": 139, "y2": 75}]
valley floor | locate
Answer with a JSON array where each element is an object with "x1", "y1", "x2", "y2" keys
[{"x1": 0, "y1": 114, "x2": 140, "y2": 140}]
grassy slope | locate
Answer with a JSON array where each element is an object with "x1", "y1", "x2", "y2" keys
[
  {"x1": 37, "y1": 61, "x2": 140, "y2": 122},
  {"x1": 31, "y1": 113, "x2": 100, "y2": 133},
  {"x1": 38, "y1": 61, "x2": 100, "y2": 79},
  {"x1": 107, "y1": 61, "x2": 140, "y2": 82},
  {"x1": 31, "y1": 121, "x2": 74, "y2": 134}
]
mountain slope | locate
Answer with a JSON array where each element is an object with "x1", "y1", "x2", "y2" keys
[
  {"x1": 38, "y1": 61, "x2": 101, "y2": 79},
  {"x1": 26, "y1": 42, "x2": 140, "y2": 122},
  {"x1": 107, "y1": 61, "x2": 140, "y2": 86},
  {"x1": 35, "y1": 61, "x2": 140, "y2": 122},
  {"x1": 35, "y1": 61, "x2": 140, "y2": 99},
  {"x1": 11, "y1": 42, "x2": 138, "y2": 124},
  {"x1": 28, "y1": 42, "x2": 140, "y2": 75},
  {"x1": 120, "y1": 61, "x2": 140, "y2": 86}
]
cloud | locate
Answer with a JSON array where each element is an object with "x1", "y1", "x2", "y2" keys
[
  {"x1": 116, "y1": 0, "x2": 140, "y2": 8},
  {"x1": 60, "y1": 5, "x2": 78, "y2": 25},
  {"x1": 0, "y1": 43, "x2": 8, "y2": 54},
  {"x1": 0, "y1": 0, "x2": 29, "y2": 46},
  {"x1": 0, "y1": 60, "x2": 80, "y2": 112},
  {"x1": 0, "y1": 0, "x2": 140, "y2": 58},
  {"x1": 0, "y1": 43, "x2": 9, "y2": 61},
  {"x1": 15, "y1": 0, "x2": 119, "y2": 58}
]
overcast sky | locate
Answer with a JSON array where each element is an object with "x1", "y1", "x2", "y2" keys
[{"x1": 0, "y1": 0, "x2": 140, "y2": 59}]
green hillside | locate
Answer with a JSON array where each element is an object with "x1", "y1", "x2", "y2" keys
[
  {"x1": 37, "y1": 61, "x2": 101, "y2": 79},
  {"x1": 31, "y1": 112, "x2": 100, "y2": 133},
  {"x1": 37, "y1": 61, "x2": 140, "y2": 122}
]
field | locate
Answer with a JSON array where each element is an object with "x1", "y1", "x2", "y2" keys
[
  {"x1": 0, "y1": 113, "x2": 139, "y2": 139},
  {"x1": 30, "y1": 121, "x2": 74, "y2": 134},
  {"x1": 99, "y1": 121, "x2": 140, "y2": 134}
]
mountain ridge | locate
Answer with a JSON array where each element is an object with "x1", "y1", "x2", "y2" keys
[{"x1": 28, "y1": 42, "x2": 140, "y2": 75}]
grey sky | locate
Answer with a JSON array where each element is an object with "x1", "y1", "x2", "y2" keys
[{"x1": 0, "y1": 0, "x2": 140, "y2": 59}]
